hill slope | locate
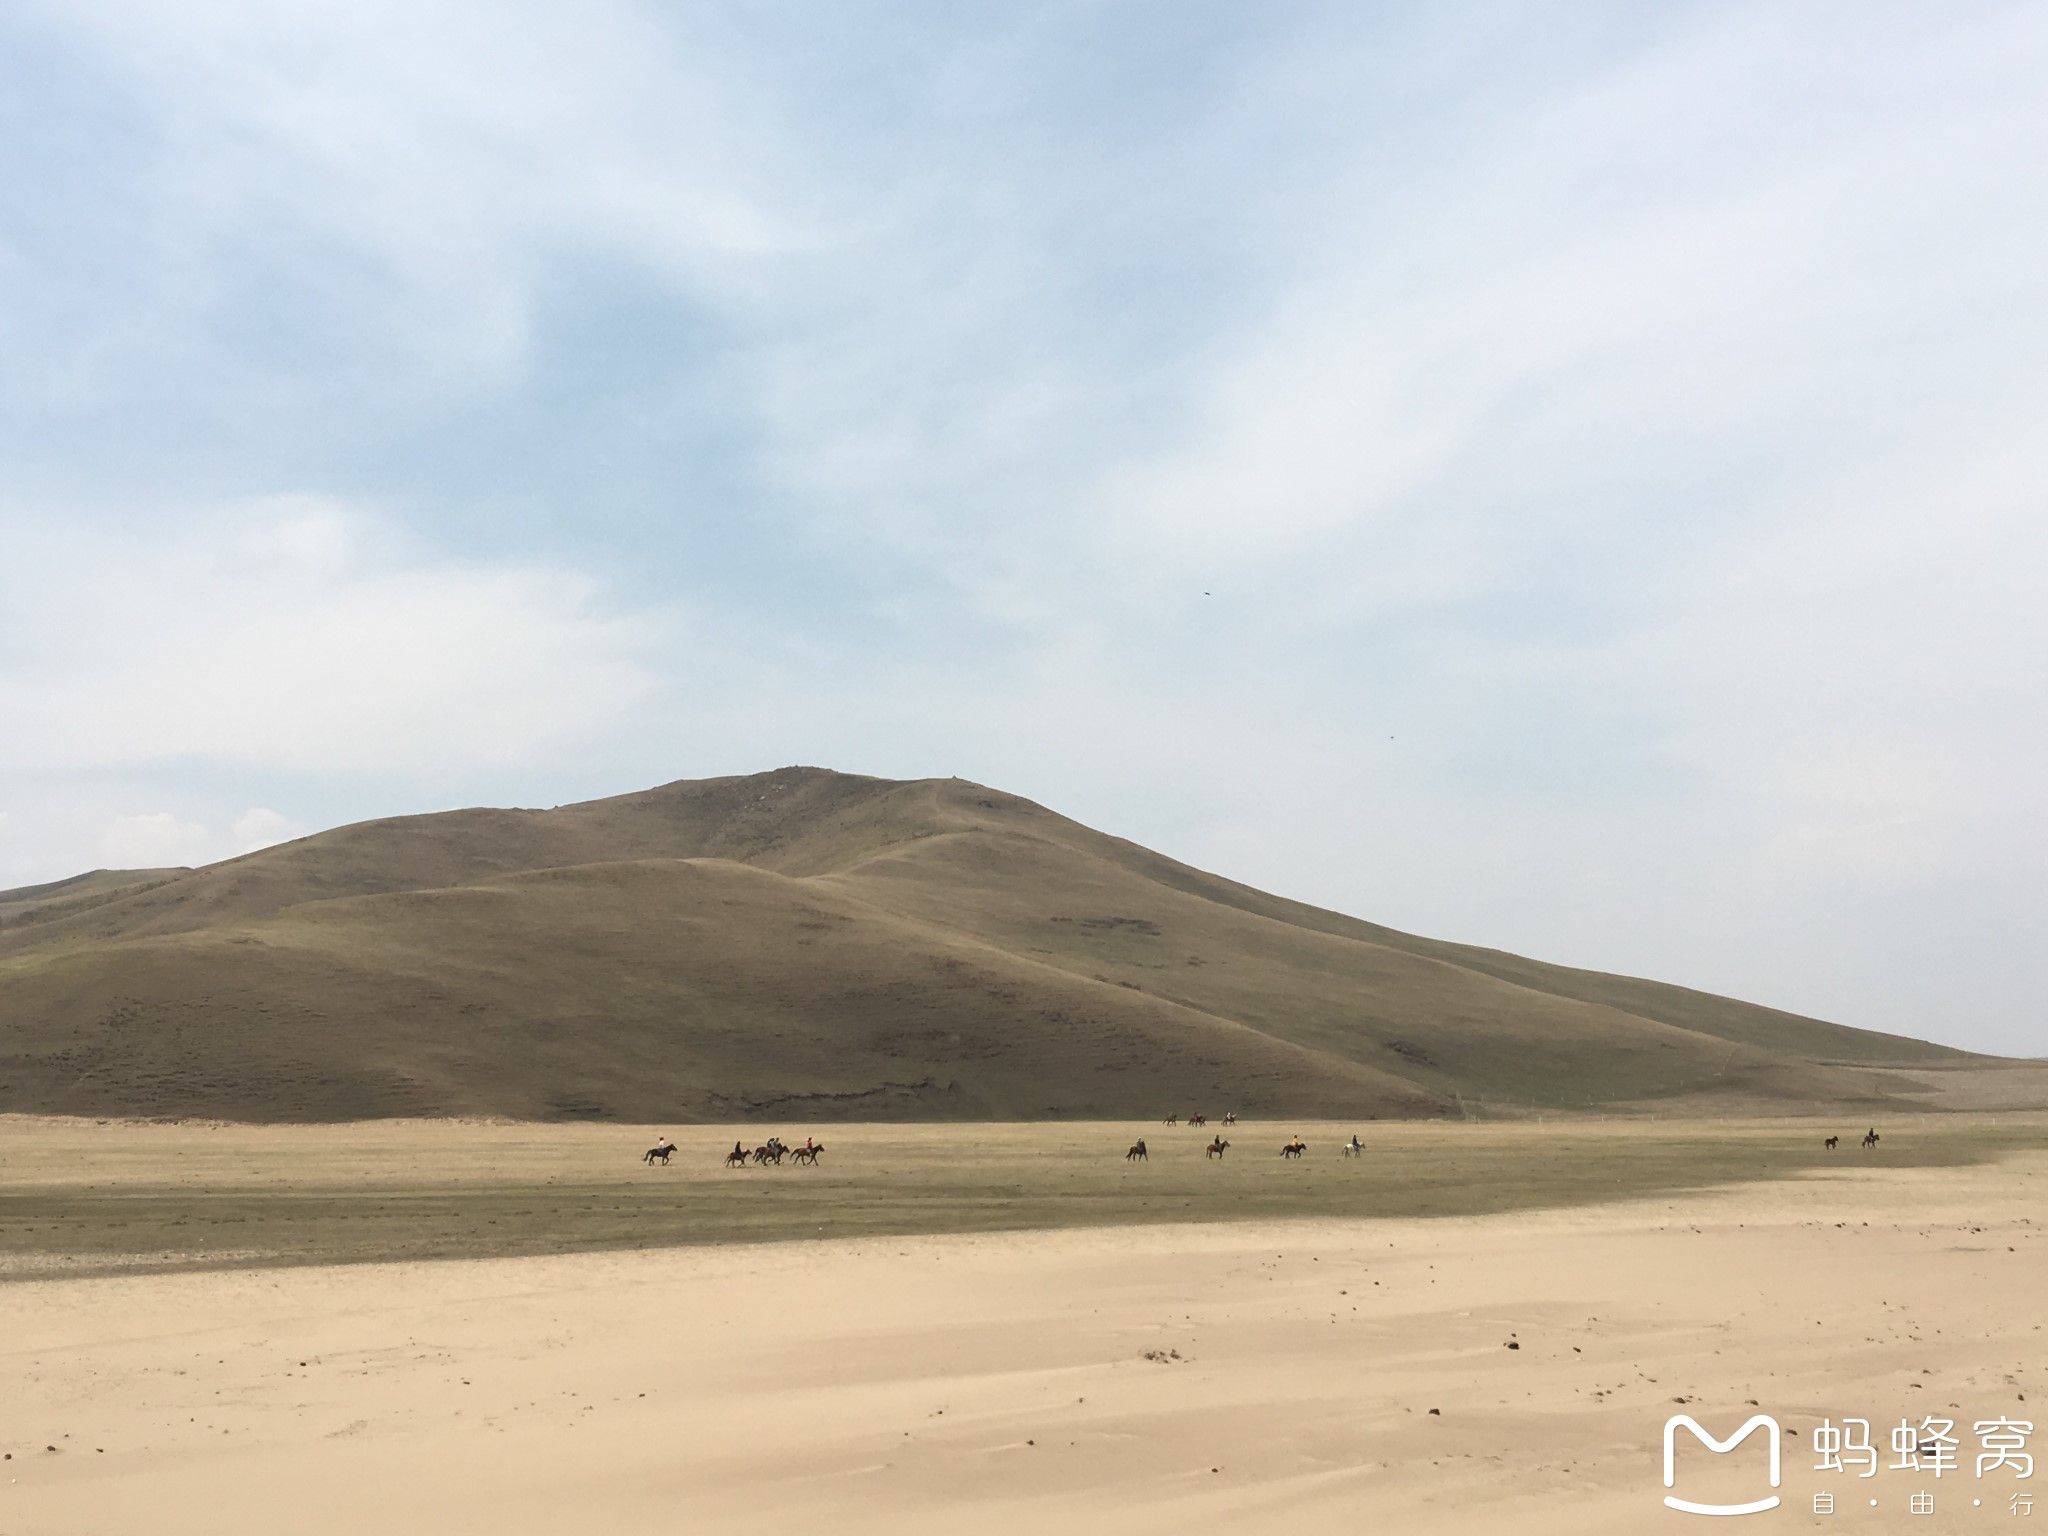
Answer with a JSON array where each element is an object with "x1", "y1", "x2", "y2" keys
[{"x1": 0, "y1": 767, "x2": 1984, "y2": 1121}]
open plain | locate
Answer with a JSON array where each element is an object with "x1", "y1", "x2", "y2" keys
[{"x1": 5, "y1": 1114, "x2": 2047, "y2": 1533}]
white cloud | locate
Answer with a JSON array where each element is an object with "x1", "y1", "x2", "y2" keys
[
  {"x1": 95, "y1": 811, "x2": 213, "y2": 869},
  {"x1": 1082, "y1": 4, "x2": 2048, "y2": 590},
  {"x1": 5, "y1": 0, "x2": 812, "y2": 414},
  {"x1": 0, "y1": 787, "x2": 312, "y2": 890},
  {"x1": 229, "y1": 806, "x2": 301, "y2": 856},
  {"x1": 3, "y1": 804, "x2": 311, "y2": 882},
  {"x1": 0, "y1": 499, "x2": 668, "y2": 776}
]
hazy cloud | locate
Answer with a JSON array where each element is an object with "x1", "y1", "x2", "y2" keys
[
  {"x1": 0, "y1": 499, "x2": 668, "y2": 777},
  {"x1": 95, "y1": 811, "x2": 214, "y2": 869}
]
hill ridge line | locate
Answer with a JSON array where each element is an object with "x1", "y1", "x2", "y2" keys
[{"x1": 0, "y1": 766, "x2": 1991, "y2": 1121}]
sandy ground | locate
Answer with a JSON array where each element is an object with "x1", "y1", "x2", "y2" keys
[{"x1": 4, "y1": 1148, "x2": 2042, "y2": 1534}]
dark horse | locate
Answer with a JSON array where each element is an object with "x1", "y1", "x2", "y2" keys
[
  {"x1": 1862, "y1": 1129, "x2": 1881, "y2": 1149},
  {"x1": 791, "y1": 1144, "x2": 823, "y2": 1165},
  {"x1": 1188, "y1": 1113, "x2": 1208, "y2": 1127},
  {"x1": 643, "y1": 1142, "x2": 675, "y2": 1165},
  {"x1": 1824, "y1": 1136, "x2": 1839, "y2": 1150},
  {"x1": 1126, "y1": 1139, "x2": 1148, "y2": 1161},
  {"x1": 1280, "y1": 1138, "x2": 1306, "y2": 1159},
  {"x1": 1206, "y1": 1137, "x2": 1230, "y2": 1159}
]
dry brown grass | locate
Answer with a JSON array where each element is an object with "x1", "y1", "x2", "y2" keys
[
  {"x1": 6, "y1": 1112, "x2": 2044, "y2": 1279},
  {"x1": 0, "y1": 768, "x2": 2010, "y2": 1122}
]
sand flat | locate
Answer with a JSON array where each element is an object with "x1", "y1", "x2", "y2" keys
[{"x1": 5, "y1": 1146, "x2": 2043, "y2": 1534}]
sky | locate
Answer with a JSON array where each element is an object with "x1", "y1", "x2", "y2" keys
[{"x1": 1, "y1": 1, "x2": 2043, "y2": 1055}]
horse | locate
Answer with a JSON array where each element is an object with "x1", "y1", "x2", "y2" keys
[
  {"x1": 752, "y1": 1144, "x2": 786, "y2": 1166},
  {"x1": 1824, "y1": 1136, "x2": 1839, "y2": 1150},
  {"x1": 1163, "y1": 1113, "x2": 1178, "y2": 1126},
  {"x1": 1188, "y1": 1113, "x2": 1207, "y2": 1127},
  {"x1": 1126, "y1": 1139, "x2": 1148, "y2": 1162},
  {"x1": 1205, "y1": 1138, "x2": 1230, "y2": 1159},
  {"x1": 1862, "y1": 1130, "x2": 1881, "y2": 1149},
  {"x1": 1280, "y1": 1138, "x2": 1306, "y2": 1159},
  {"x1": 1221, "y1": 1111, "x2": 1237, "y2": 1126},
  {"x1": 643, "y1": 1142, "x2": 675, "y2": 1165},
  {"x1": 1341, "y1": 1136, "x2": 1363, "y2": 1158},
  {"x1": 723, "y1": 1148, "x2": 750, "y2": 1168},
  {"x1": 791, "y1": 1144, "x2": 823, "y2": 1165}
]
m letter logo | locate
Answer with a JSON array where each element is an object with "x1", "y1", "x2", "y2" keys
[{"x1": 1663, "y1": 1414, "x2": 1783, "y2": 1516}]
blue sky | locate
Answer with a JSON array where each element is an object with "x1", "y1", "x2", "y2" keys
[{"x1": 2, "y1": 2, "x2": 2043, "y2": 1054}]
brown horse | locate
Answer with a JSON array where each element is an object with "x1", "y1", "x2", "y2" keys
[
  {"x1": 1280, "y1": 1138, "x2": 1306, "y2": 1159},
  {"x1": 1221, "y1": 1111, "x2": 1237, "y2": 1126},
  {"x1": 723, "y1": 1148, "x2": 749, "y2": 1167},
  {"x1": 1163, "y1": 1113, "x2": 1178, "y2": 1126},
  {"x1": 1206, "y1": 1137, "x2": 1230, "y2": 1159},
  {"x1": 791, "y1": 1144, "x2": 823, "y2": 1165},
  {"x1": 1126, "y1": 1139, "x2": 1148, "y2": 1161},
  {"x1": 1188, "y1": 1113, "x2": 1207, "y2": 1127}
]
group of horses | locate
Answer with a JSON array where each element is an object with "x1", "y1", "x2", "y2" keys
[
  {"x1": 723, "y1": 1136, "x2": 822, "y2": 1167},
  {"x1": 1124, "y1": 1136, "x2": 1239, "y2": 1159},
  {"x1": 1125, "y1": 1132, "x2": 1362, "y2": 1161},
  {"x1": 640, "y1": 1136, "x2": 823, "y2": 1167},
  {"x1": 656, "y1": 1122, "x2": 1881, "y2": 1170}
]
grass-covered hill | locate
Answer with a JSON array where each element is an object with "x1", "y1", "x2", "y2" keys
[{"x1": 0, "y1": 767, "x2": 1982, "y2": 1121}]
